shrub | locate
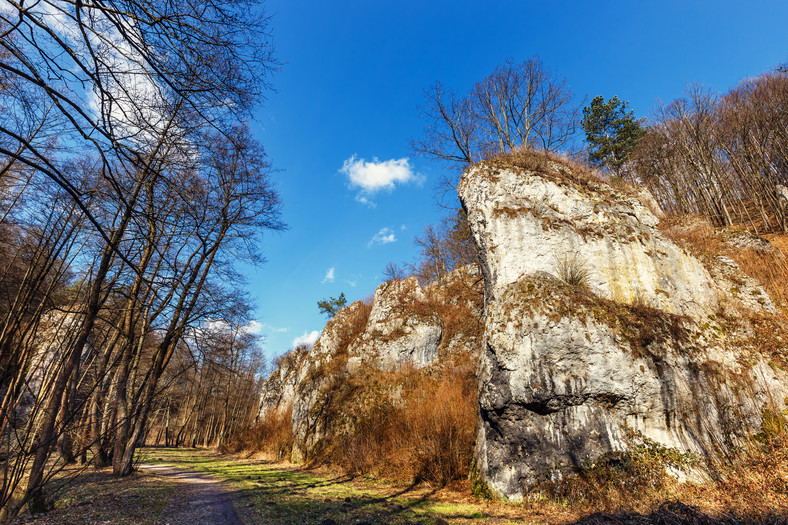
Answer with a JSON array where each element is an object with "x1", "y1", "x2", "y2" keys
[
  {"x1": 533, "y1": 432, "x2": 696, "y2": 510},
  {"x1": 220, "y1": 404, "x2": 293, "y2": 459},
  {"x1": 315, "y1": 352, "x2": 478, "y2": 486}
]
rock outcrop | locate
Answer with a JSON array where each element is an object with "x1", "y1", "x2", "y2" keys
[
  {"x1": 257, "y1": 265, "x2": 483, "y2": 461},
  {"x1": 459, "y1": 154, "x2": 788, "y2": 500},
  {"x1": 256, "y1": 344, "x2": 309, "y2": 419},
  {"x1": 347, "y1": 277, "x2": 443, "y2": 372}
]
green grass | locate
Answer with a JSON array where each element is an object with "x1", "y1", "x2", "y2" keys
[
  {"x1": 139, "y1": 447, "x2": 525, "y2": 524},
  {"x1": 8, "y1": 464, "x2": 176, "y2": 524}
]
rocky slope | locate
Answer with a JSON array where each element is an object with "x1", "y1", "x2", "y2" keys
[
  {"x1": 257, "y1": 266, "x2": 483, "y2": 461},
  {"x1": 458, "y1": 153, "x2": 788, "y2": 500}
]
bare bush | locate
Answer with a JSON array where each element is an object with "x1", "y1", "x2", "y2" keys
[
  {"x1": 314, "y1": 352, "x2": 478, "y2": 486},
  {"x1": 221, "y1": 405, "x2": 294, "y2": 460}
]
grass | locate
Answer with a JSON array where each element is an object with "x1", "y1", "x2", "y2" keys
[
  {"x1": 141, "y1": 445, "x2": 788, "y2": 524},
  {"x1": 140, "y1": 447, "x2": 538, "y2": 524},
  {"x1": 7, "y1": 463, "x2": 176, "y2": 524},
  {"x1": 11, "y1": 442, "x2": 785, "y2": 524}
]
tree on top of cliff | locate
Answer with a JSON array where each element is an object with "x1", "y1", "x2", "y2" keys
[
  {"x1": 581, "y1": 96, "x2": 645, "y2": 177},
  {"x1": 318, "y1": 293, "x2": 348, "y2": 318},
  {"x1": 412, "y1": 56, "x2": 580, "y2": 203}
]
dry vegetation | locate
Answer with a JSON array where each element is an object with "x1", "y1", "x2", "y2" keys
[
  {"x1": 221, "y1": 405, "x2": 294, "y2": 460},
  {"x1": 490, "y1": 148, "x2": 601, "y2": 190},
  {"x1": 228, "y1": 353, "x2": 479, "y2": 488},
  {"x1": 6, "y1": 465, "x2": 176, "y2": 525},
  {"x1": 317, "y1": 353, "x2": 478, "y2": 485},
  {"x1": 527, "y1": 431, "x2": 788, "y2": 523}
]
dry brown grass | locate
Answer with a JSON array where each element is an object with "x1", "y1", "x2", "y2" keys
[
  {"x1": 7, "y1": 464, "x2": 176, "y2": 524},
  {"x1": 220, "y1": 405, "x2": 294, "y2": 460},
  {"x1": 490, "y1": 147, "x2": 601, "y2": 189},
  {"x1": 314, "y1": 352, "x2": 478, "y2": 487}
]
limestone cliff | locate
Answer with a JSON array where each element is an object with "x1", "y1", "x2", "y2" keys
[
  {"x1": 257, "y1": 266, "x2": 483, "y2": 461},
  {"x1": 459, "y1": 153, "x2": 788, "y2": 500}
]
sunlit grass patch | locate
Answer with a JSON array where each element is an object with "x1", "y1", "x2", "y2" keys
[
  {"x1": 8, "y1": 465, "x2": 175, "y2": 525},
  {"x1": 138, "y1": 447, "x2": 525, "y2": 524}
]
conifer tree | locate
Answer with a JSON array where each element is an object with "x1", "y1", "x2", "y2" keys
[
  {"x1": 582, "y1": 96, "x2": 645, "y2": 176},
  {"x1": 318, "y1": 293, "x2": 347, "y2": 318}
]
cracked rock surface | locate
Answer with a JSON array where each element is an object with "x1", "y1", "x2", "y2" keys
[{"x1": 460, "y1": 157, "x2": 788, "y2": 500}]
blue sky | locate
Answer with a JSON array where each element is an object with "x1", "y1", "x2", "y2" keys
[{"x1": 245, "y1": 0, "x2": 788, "y2": 363}]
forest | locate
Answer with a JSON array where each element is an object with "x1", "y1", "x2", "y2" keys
[{"x1": 0, "y1": 0, "x2": 282, "y2": 518}]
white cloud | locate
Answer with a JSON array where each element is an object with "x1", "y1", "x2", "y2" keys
[
  {"x1": 340, "y1": 156, "x2": 416, "y2": 203},
  {"x1": 292, "y1": 330, "x2": 320, "y2": 348},
  {"x1": 355, "y1": 195, "x2": 374, "y2": 207},
  {"x1": 368, "y1": 227, "x2": 397, "y2": 247},
  {"x1": 346, "y1": 280, "x2": 357, "y2": 288},
  {"x1": 322, "y1": 267, "x2": 335, "y2": 284},
  {"x1": 242, "y1": 320, "x2": 262, "y2": 334},
  {"x1": 202, "y1": 319, "x2": 229, "y2": 333},
  {"x1": 259, "y1": 322, "x2": 289, "y2": 334}
]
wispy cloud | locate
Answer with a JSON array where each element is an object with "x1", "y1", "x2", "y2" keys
[
  {"x1": 340, "y1": 156, "x2": 416, "y2": 204},
  {"x1": 259, "y1": 322, "x2": 289, "y2": 334},
  {"x1": 322, "y1": 267, "x2": 335, "y2": 284},
  {"x1": 346, "y1": 280, "x2": 357, "y2": 288},
  {"x1": 292, "y1": 330, "x2": 320, "y2": 348},
  {"x1": 368, "y1": 227, "x2": 397, "y2": 247}
]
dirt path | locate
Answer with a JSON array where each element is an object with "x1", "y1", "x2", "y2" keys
[{"x1": 140, "y1": 464, "x2": 242, "y2": 525}]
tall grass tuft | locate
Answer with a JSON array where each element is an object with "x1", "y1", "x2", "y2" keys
[{"x1": 556, "y1": 254, "x2": 592, "y2": 288}]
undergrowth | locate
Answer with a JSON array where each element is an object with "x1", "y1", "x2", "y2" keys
[
  {"x1": 315, "y1": 351, "x2": 478, "y2": 486},
  {"x1": 533, "y1": 431, "x2": 697, "y2": 510},
  {"x1": 524, "y1": 422, "x2": 788, "y2": 521},
  {"x1": 220, "y1": 405, "x2": 294, "y2": 459}
]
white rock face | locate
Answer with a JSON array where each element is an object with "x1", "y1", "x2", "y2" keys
[
  {"x1": 458, "y1": 162, "x2": 719, "y2": 318},
  {"x1": 256, "y1": 344, "x2": 309, "y2": 420},
  {"x1": 459, "y1": 157, "x2": 788, "y2": 500},
  {"x1": 289, "y1": 300, "x2": 371, "y2": 460},
  {"x1": 347, "y1": 277, "x2": 443, "y2": 372}
]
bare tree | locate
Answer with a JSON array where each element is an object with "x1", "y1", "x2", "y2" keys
[
  {"x1": 0, "y1": 0, "x2": 281, "y2": 517},
  {"x1": 412, "y1": 56, "x2": 579, "y2": 202},
  {"x1": 382, "y1": 262, "x2": 408, "y2": 282},
  {"x1": 410, "y1": 210, "x2": 478, "y2": 285},
  {"x1": 632, "y1": 69, "x2": 788, "y2": 233}
]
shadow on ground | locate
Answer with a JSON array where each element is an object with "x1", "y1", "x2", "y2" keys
[{"x1": 571, "y1": 502, "x2": 786, "y2": 525}]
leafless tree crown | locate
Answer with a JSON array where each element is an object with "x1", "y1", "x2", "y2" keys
[{"x1": 412, "y1": 56, "x2": 579, "y2": 200}]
